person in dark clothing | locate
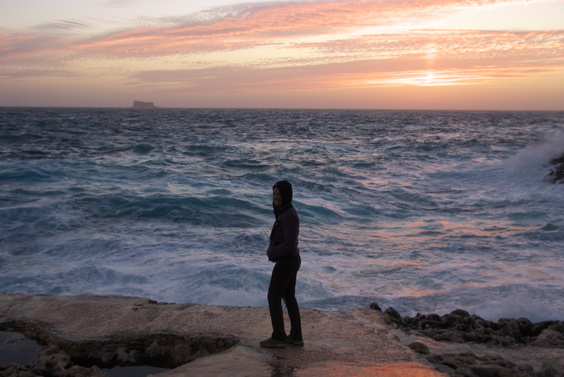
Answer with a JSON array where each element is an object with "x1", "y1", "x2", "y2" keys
[{"x1": 260, "y1": 180, "x2": 303, "y2": 348}]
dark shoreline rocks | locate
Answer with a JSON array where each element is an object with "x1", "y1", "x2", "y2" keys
[
  {"x1": 371, "y1": 303, "x2": 564, "y2": 377},
  {"x1": 545, "y1": 152, "x2": 564, "y2": 184},
  {"x1": 382, "y1": 307, "x2": 564, "y2": 347}
]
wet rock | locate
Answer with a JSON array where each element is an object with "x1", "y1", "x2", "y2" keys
[
  {"x1": 0, "y1": 363, "x2": 37, "y2": 377},
  {"x1": 383, "y1": 307, "x2": 403, "y2": 327},
  {"x1": 383, "y1": 307, "x2": 564, "y2": 347},
  {"x1": 546, "y1": 153, "x2": 564, "y2": 184},
  {"x1": 408, "y1": 341, "x2": 430, "y2": 355},
  {"x1": 468, "y1": 364, "x2": 525, "y2": 377},
  {"x1": 529, "y1": 329, "x2": 564, "y2": 348},
  {"x1": 427, "y1": 352, "x2": 533, "y2": 377},
  {"x1": 23, "y1": 345, "x2": 109, "y2": 376},
  {"x1": 1, "y1": 320, "x2": 238, "y2": 377},
  {"x1": 29, "y1": 345, "x2": 72, "y2": 376},
  {"x1": 60, "y1": 365, "x2": 110, "y2": 377},
  {"x1": 537, "y1": 359, "x2": 564, "y2": 377},
  {"x1": 427, "y1": 352, "x2": 479, "y2": 371},
  {"x1": 369, "y1": 302, "x2": 382, "y2": 311},
  {"x1": 372, "y1": 304, "x2": 564, "y2": 377}
]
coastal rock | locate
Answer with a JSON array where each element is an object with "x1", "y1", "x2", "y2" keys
[
  {"x1": 29, "y1": 345, "x2": 72, "y2": 376},
  {"x1": 383, "y1": 307, "x2": 403, "y2": 328},
  {"x1": 530, "y1": 328, "x2": 564, "y2": 348},
  {"x1": 0, "y1": 294, "x2": 445, "y2": 377},
  {"x1": 0, "y1": 363, "x2": 37, "y2": 377},
  {"x1": 375, "y1": 304, "x2": 564, "y2": 377},
  {"x1": 408, "y1": 341, "x2": 430, "y2": 354},
  {"x1": 537, "y1": 359, "x2": 564, "y2": 377},
  {"x1": 383, "y1": 307, "x2": 564, "y2": 347},
  {"x1": 428, "y1": 352, "x2": 534, "y2": 377},
  {"x1": 28, "y1": 344, "x2": 109, "y2": 377},
  {"x1": 0, "y1": 322, "x2": 238, "y2": 377},
  {"x1": 545, "y1": 153, "x2": 564, "y2": 183}
]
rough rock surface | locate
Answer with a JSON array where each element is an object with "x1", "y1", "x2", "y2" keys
[
  {"x1": 385, "y1": 307, "x2": 564, "y2": 347},
  {"x1": 0, "y1": 294, "x2": 444, "y2": 377},
  {"x1": 375, "y1": 305, "x2": 564, "y2": 377},
  {"x1": 546, "y1": 153, "x2": 564, "y2": 183}
]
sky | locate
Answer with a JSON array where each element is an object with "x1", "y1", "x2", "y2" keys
[{"x1": 1, "y1": 0, "x2": 563, "y2": 110}]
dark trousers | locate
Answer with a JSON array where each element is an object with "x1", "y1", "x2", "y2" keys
[{"x1": 267, "y1": 255, "x2": 302, "y2": 341}]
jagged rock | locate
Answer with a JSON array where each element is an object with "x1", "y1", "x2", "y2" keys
[
  {"x1": 0, "y1": 363, "x2": 37, "y2": 377},
  {"x1": 427, "y1": 352, "x2": 533, "y2": 377},
  {"x1": 29, "y1": 345, "x2": 72, "y2": 376},
  {"x1": 1, "y1": 323, "x2": 238, "y2": 377},
  {"x1": 529, "y1": 329, "x2": 564, "y2": 348},
  {"x1": 383, "y1": 307, "x2": 403, "y2": 327},
  {"x1": 427, "y1": 352, "x2": 479, "y2": 371},
  {"x1": 58, "y1": 365, "x2": 110, "y2": 377},
  {"x1": 372, "y1": 304, "x2": 564, "y2": 377},
  {"x1": 537, "y1": 359, "x2": 564, "y2": 377},
  {"x1": 384, "y1": 307, "x2": 564, "y2": 347},
  {"x1": 468, "y1": 364, "x2": 527, "y2": 377},
  {"x1": 408, "y1": 341, "x2": 430, "y2": 354},
  {"x1": 497, "y1": 317, "x2": 534, "y2": 344},
  {"x1": 546, "y1": 153, "x2": 564, "y2": 184},
  {"x1": 369, "y1": 302, "x2": 382, "y2": 311}
]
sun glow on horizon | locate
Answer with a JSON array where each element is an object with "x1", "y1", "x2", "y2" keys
[{"x1": 367, "y1": 69, "x2": 490, "y2": 87}]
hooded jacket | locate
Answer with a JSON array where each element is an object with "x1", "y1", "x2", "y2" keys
[{"x1": 267, "y1": 180, "x2": 300, "y2": 262}]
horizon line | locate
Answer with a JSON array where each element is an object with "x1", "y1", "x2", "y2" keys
[{"x1": 1, "y1": 105, "x2": 563, "y2": 112}]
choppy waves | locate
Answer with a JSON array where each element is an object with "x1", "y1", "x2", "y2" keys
[{"x1": 1, "y1": 108, "x2": 563, "y2": 321}]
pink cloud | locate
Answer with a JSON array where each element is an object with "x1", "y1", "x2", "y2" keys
[
  {"x1": 1, "y1": 0, "x2": 562, "y2": 109},
  {"x1": 128, "y1": 36, "x2": 564, "y2": 94},
  {"x1": 1, "y1": 0, "x2": 546, "y2": 60},
  {"x1": 75, "y1": 0, "x2": 528, "y2": 56}
]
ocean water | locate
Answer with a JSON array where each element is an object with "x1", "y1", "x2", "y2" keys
[{"x1": 1, "y1": 107, "x2": 563, "y2": 322}]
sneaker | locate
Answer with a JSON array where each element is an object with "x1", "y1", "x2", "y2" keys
[
  {"x1": 285, "y1": 337, "x2": 304, "y2": 347},
  {"x1": 260, "y1": 337, "x2": 288, "y2": 348}
]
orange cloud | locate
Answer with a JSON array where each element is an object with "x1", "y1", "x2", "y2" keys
[
  {"x1": 1, "y1": 0, "x2": 548, "y2": 60},
  {"x1": 122, "y1": 28, "x2": 563, "y2": 91},
  {"x1": 1, "y1": 0, "x2": 562, "y2": 109}
]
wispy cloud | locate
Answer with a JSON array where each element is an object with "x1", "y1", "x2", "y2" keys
[
  {"x1": 33, "y1": 20, "x2": 90, "y2": 32},
  {"x1": 0, "y1": 34, "x2": 71, "y2": 61},
  {"x1": 3, "y1": 0, "x2": 551, "y2": 60}
]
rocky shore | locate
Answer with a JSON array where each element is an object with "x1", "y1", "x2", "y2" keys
[
  {"x1": 374, "y1": 304, "x2": 564, "y2": 377},
  {"x1": 0, "y1": 294, "x2": 444, "y2": 377},
  {"x1": 1, "y1": 294, "x2": 563, "y2": 377}
]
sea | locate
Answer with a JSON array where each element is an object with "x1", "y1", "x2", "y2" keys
[{"x1": 1, "y1": 107, "x2": 563, "y2": 322}]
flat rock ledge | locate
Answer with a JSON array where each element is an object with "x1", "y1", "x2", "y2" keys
[{"x1": 0, "y1": 293, "x2": 443, "y2": 377}]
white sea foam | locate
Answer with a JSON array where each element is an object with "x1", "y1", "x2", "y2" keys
[{"x1": 1, "y1": 108, "x2": 563, "y2": 321}]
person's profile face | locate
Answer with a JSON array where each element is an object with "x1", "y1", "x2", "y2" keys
[{"x1": 273, "y1": 187, "x2": 282, "y2": 208}]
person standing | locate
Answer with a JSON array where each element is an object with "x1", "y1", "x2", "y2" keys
[{"x1": 260, "y1": 180, "x2": 303, "y2": 348}]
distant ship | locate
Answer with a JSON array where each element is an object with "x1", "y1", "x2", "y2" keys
[{"x1": 132, "y1": 100, "x2": 157, "y2": 109}]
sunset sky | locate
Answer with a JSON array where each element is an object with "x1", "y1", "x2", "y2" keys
[{"x1": 1, "y1": 0, "x2": 563, "y2": 110}]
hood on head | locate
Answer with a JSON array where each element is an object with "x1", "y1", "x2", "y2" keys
[{"x1": 273, "y1": 180, "x2": 293, "y2": 208}]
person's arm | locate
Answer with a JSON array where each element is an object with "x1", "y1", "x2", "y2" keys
[{"x1": 267, "y1": 211, "x2": 299, "y2": 260}]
